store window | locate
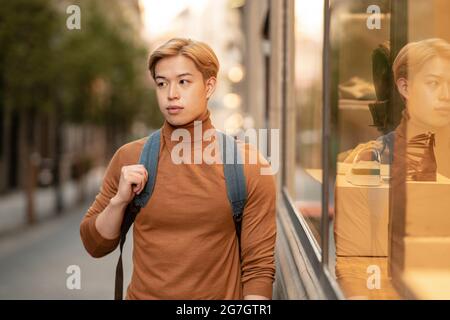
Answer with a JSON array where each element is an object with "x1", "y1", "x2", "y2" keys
[
  {"x1": 294, "y1": 0, "x2": 325, "y2": 249},
  {"x1": 330, "y1": 0, "x2": 395, "y2": 299},
  {"x1": 329, "y1": 0, "x2": 450, "y2": 299}
]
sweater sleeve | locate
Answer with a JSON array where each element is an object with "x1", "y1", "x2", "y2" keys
[
  {"x1": 80, "y1": 148, "x2": 123, "y2": 258},
  {"x1": 240, "y1": 143, "x2": 277, "y2": 299}
]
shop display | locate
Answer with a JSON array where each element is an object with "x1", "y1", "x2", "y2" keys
[
  {"x1": 335, "y1": 169, "x2": 389, "y2": 257},
  {"x1": 338, "y1": 76, "x2": 377, "y2": 100},
  {"x1": 345, "y1": 146, "x2": 382, "y2": 186}
]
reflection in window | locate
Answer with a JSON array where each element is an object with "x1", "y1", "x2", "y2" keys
[
  {"x1": 330, "y1": 0, "x2": 450, "y2": 299},
  {"x1": 331, "y1": 0, "x2": 398, "y2": 299},
  {"x1": 389, "y1": 38, "x2": 450, "y2": 299}
]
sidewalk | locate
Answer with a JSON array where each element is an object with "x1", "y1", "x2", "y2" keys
[
  {"x1": 0, "y1": 167, "x2": 105, "y2": 236},
  {"x1": 0, "y1": 199, "x2": 133, "y2": 299},
  {"x1": 0, "y1": 165, "x2": 134, "y2": 299}
]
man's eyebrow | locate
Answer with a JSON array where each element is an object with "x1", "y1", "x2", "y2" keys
[
  {"x1": 177, "y1": 73, "x2": 193, "y2": 78},
  {"x1": 155, "y1": 73, "x2": 193, "y2": 80},
  {"x1": 424, "y1": 73, "x2": 444, "y2": 78}
]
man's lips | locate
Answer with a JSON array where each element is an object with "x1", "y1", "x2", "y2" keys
[
  {"x1": 435, "y1": 107, "x2": 450, "y2": 114},
  {"x1": 166, "y1": 105, "x2": 183, "y2": 110},
  {"x1": 166, "y1": 105, "x2": 184, "y2": 115}
]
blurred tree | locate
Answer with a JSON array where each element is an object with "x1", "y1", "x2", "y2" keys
[
  {"x1": 56, "y1": 0, "x2": 163, "y2": 202},
  {"x1": 58, "y1": 1, "x2": 163, "y2": 154},
  {"x1": 0, "y1": 0, "x2": 60, "y2": 223},
  {"x1": 0, "y1": 0, "x2": 163, "y2": 222}
]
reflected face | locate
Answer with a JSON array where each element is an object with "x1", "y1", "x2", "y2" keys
[
  {"x1": 154, "y1": 55, "x2": 215, "y2": 126},
  {"x1": 407, "y1": 57, "x2": 450, "y2": 129}
]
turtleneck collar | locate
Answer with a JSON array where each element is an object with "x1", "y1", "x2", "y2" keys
[{"x1": 161, "y1": 108, "x2": 215, "y2": 150}]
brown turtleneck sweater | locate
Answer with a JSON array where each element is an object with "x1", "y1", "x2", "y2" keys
[{"x1": 80, "y1": 109, "x2": 276, "y2": 299}]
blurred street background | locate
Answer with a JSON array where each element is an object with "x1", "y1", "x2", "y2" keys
[{"x1": 0, "y1": 0, "x2": 287, "y2": 299}]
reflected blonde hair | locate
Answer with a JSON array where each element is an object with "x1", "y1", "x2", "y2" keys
[
  {"x1": 393, "y1": 38, "x2": 450, "y2": 82},
  {"x1": 148, "y1": 38, "x2": 219, "y2": 80}
]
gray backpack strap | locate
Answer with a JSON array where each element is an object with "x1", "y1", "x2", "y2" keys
[
  {"x1": 134, "y1": 129, "x2": 161, "y2": 208},
  {"x1": 115, "y1": 129, "x2": 161, "y2": 300},
  {"x1": 217, "y1": 131, "x2": 247, "y2": 259}
]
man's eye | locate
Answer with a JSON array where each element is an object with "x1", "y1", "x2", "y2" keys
[
  {"x1": 179, "y1": 79, "x2": 189, "y2": 85},
  {"x1": 428, "y1": 81, "x2": 439, "y2": 87},
  {"x1": 157, "y1": 82, "x2": 167, "y2": 88}
]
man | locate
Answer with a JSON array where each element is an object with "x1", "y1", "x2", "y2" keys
[
  {"x1": 341, "y1": 38, "x2": 450, "y2": 180},
  {"x1": 80, "y1": 38, "x2": 277, "y2": 300}
]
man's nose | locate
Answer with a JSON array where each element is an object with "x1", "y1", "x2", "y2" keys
[
  {"x1": 168, "y1": 84, "x2": 180, "y2": 100},
  {"x1": 439, "y1": 82, "x2": 450, "y2": 100}
]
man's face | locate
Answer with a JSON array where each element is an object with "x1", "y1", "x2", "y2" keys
[
  {"x1": 406, "y1": 57, "x2": 450, "y2": 129},
  {"x1": 154, "y1": 55, "x2": 215, "y2": 126}
]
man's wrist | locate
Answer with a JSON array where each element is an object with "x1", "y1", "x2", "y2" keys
[{"x1": 110, "y1": 195, "x2": 128, "y2": 209}]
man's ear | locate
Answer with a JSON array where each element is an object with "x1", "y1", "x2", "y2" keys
[
  {"x1": 396, "y1": 77, "x2": 409, "y2": 101},
  {"x1": 205, "y1": 77, "x2": 217, "y2": 100}
]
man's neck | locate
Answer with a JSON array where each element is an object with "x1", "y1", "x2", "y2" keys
[
  {"x1": 161, "y1": 109, "x2": 215, "y2": 153},
  {"x1": 406, "y1": 117, "x2": 436, "y2": 141}
]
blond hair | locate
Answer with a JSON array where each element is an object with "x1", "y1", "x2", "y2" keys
[
  {"x1": 148, "y1": 38, "x2": 219, "y2": 80},
  {"x1": 393, "y1": 38, "x2": 450, "y2": 82}
]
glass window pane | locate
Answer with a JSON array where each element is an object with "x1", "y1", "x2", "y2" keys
[
  {"x1": 294, "y1": 0, "x2": 325, "y2": 249},
  {"x1": 330, "y1": 0, "x2": 399, "y2": 299},
  {"x1": 330, "y1": 0, "x2": 450, "y2": 299},
  {"x1": 389, "y1": 0, "x2": 450, "y2": 300}
]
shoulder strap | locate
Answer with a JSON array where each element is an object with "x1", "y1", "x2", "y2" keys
[
  {"x1": 217, "y1": 131, "x2": 247, "y2": 259},
  {"x1": 114, "y1": 129, "x2": 161, "y2": 300},
  {"x1": 134, "y1": 130, "x2": 161, "y2": 208}
]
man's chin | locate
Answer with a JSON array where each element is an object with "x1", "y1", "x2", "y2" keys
[{"x1": 165, "y1": 116, "x2": 190, "y2": 127}]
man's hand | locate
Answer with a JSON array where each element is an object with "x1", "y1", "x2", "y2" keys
[
  {"x1": 94, "y1": 164, "x2": 148, "y2": 241},
  {"x1": 113, "y1": 164, "x2": 149, "y2": 205}
]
